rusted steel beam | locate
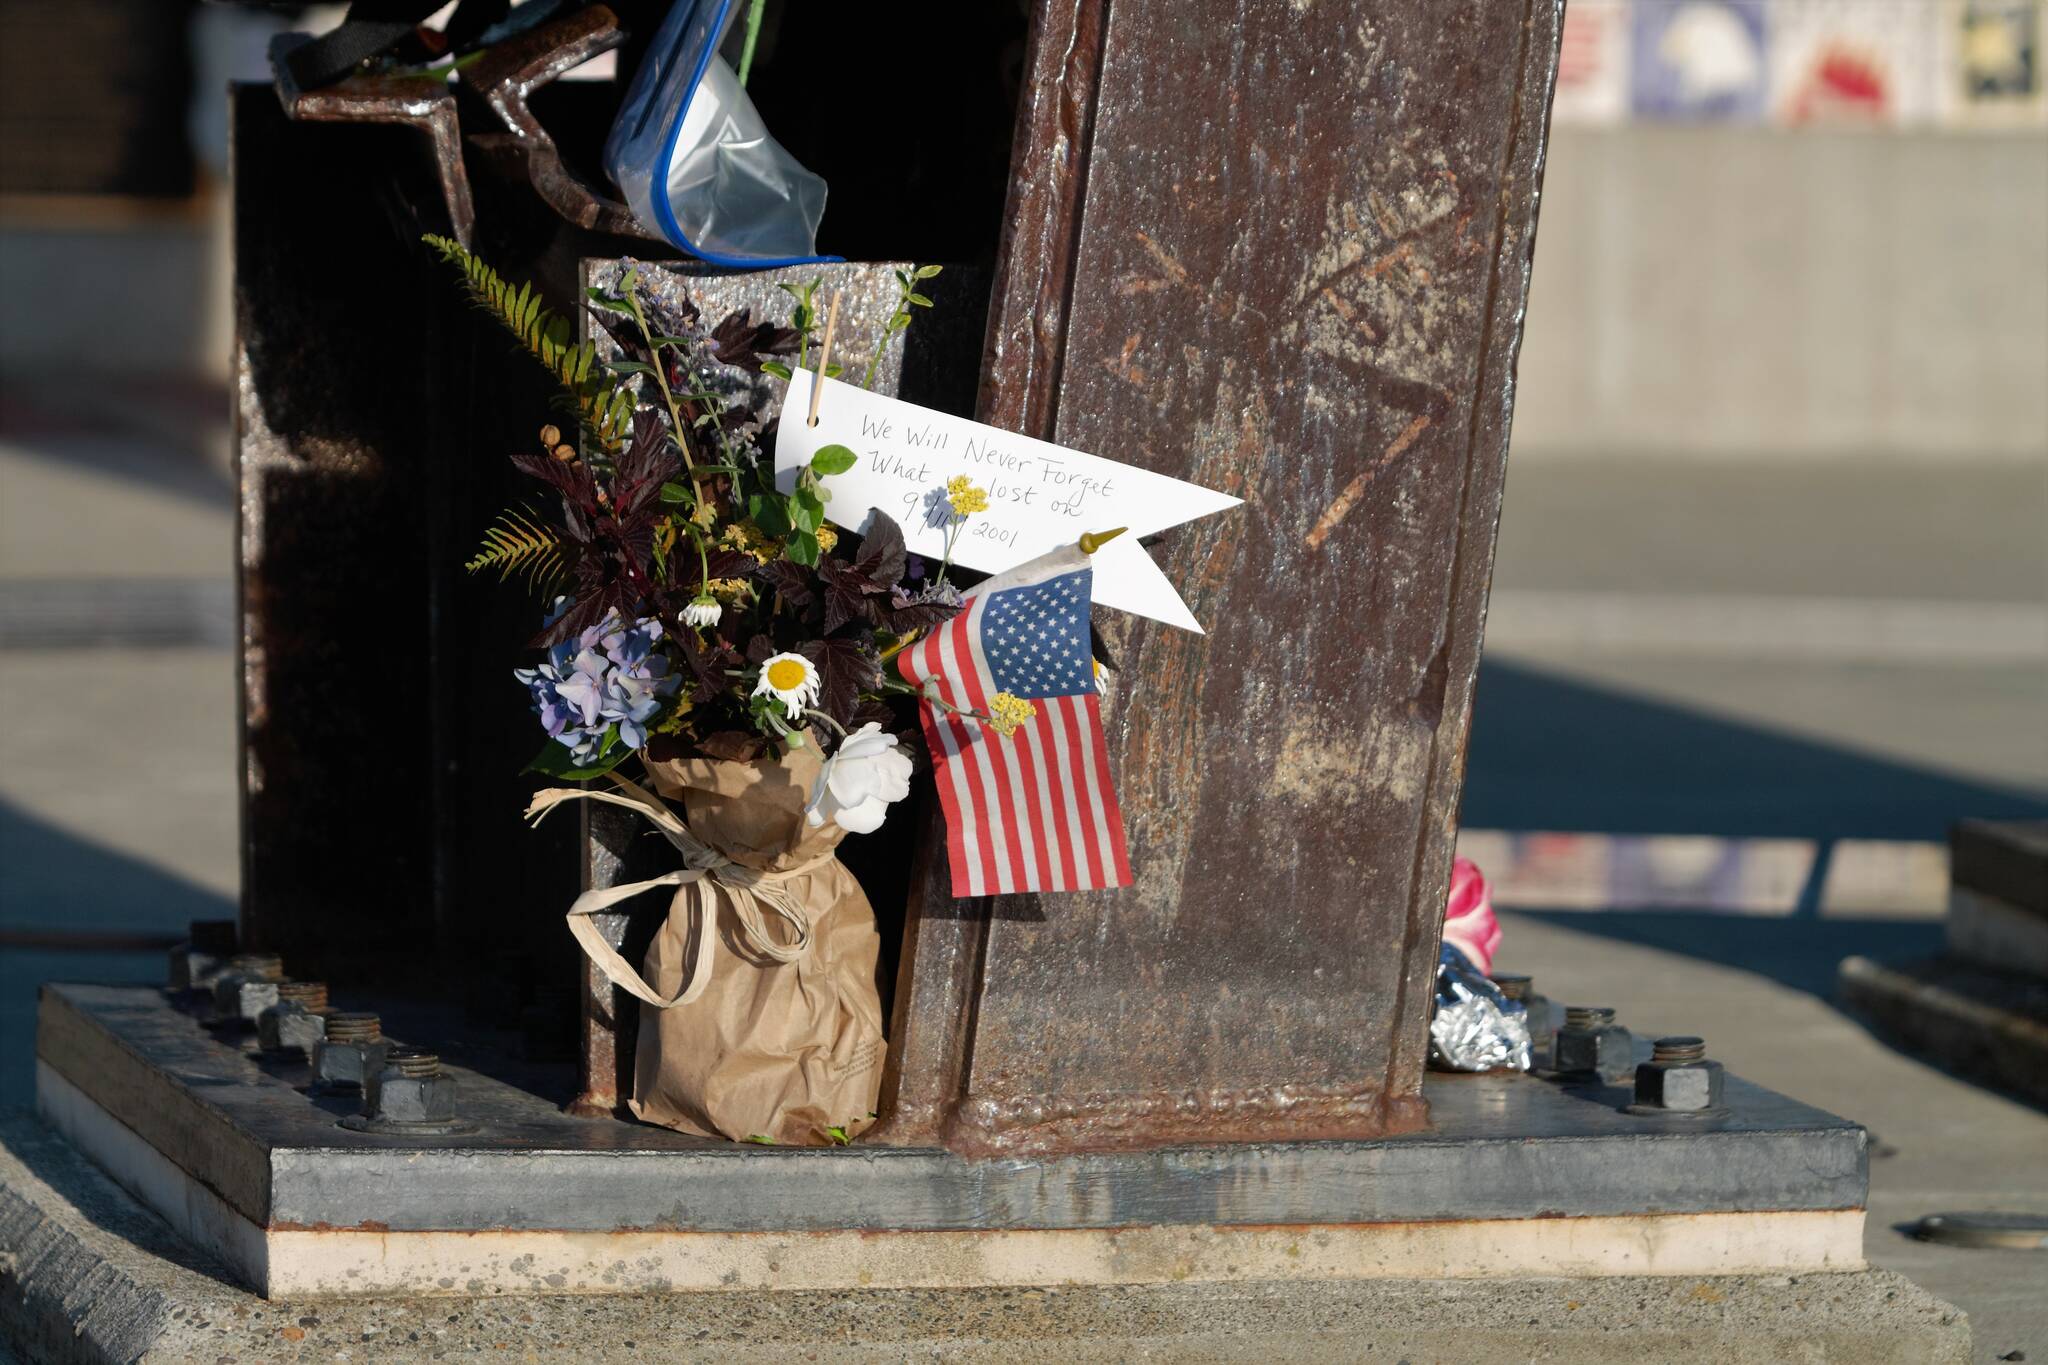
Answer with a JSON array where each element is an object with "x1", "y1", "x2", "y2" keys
[
  {"x1": 878, "y1": 0, "x2": 1565, "y2": 1156},
  {"x1": 268, "y1": 39, "x2": 477, "y2": 247},
  {"x1": 459, "y1": 4, "x2": 659, "y2": 242}
]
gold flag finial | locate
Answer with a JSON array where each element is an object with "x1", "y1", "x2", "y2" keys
[{"x1": 1079, "y1": 527, "x2": 1128, "y2": 555}]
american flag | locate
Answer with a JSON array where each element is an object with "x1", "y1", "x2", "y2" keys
[{"x1": 897, "y1": 544, "x2": 1132, "y2": 897}]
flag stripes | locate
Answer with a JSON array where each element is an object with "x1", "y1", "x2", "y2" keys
[{"x1": 898, "y1": 551, "x2": 1131, "y2": 897}]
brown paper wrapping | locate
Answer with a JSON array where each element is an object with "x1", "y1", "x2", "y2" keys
[{"x1": 628, "y1": 742, "x2": 887, "y2": 1145}]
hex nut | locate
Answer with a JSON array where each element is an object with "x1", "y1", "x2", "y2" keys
[
  {"x1": 1635, "y1": 1058, "x2": 1725, "y2": 1111},
  {"x1": 366, "y1": 1070, "x2": 459, "y2": 1124},
  {"x1": 309, "y1": 1038, "x2": 387, "y2": 1093},
  {"x1": 258, "y1": 1000, "x2": 327, "y2": 1055},
  {"x1": 215, "y1": 977, "x2": 282, "y2": 1024},
  {"x1": 167, "y1": 947, "x2": 227, "y2": 993},
  {"x1": 1554, "y1": 1023, "x2": 1634, "y2": 1081}
]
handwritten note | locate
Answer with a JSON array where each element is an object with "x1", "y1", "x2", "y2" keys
[{"x1": 775, "y1": 370, "x2": 1241, "y2": 632}]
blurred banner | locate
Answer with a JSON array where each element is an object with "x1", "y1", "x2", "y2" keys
[
  {"x1": 1545, "y1": 0, "x2": 2046, "y2": 129},
  {"x1": 1633, "y1": 0, "x2": 1770, "y2": 122},
  {"x1": 1772, "y1": 1, "x2": 1936, "y2": 125}
]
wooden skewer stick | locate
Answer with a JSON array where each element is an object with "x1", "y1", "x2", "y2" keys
[{"x1": 807, "y1": 289, "x2": 842, "y2": 428}]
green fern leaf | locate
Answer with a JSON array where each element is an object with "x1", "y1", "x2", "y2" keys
[
  {"x1": 423, "y1": 234, "x2": 634, "y2": 452},
  {"x1": 464, "y1": 508, "x2": 566, "y2": 594}
]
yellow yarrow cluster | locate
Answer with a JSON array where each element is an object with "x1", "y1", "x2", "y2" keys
[
  {"x1": 721, "y1": 521, "x2": 778, "y2": 563},
  {"x1": 946, "y1": 475, "x2": 989, "y2": 517},
  {"x1": 985, "y1": 691, "x2": 1036, "y2": 738},
  {"x1": 706, "y1": 577, "x2": 751, "y2": 602},
  {"x1": 815, "y1": 524, "x2": 839, "y2": 553}
]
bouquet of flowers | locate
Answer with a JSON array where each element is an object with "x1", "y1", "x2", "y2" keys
[
  {"x1": 426, "y1": 238, "x2": 1030, "y2": 832},
  {"x1": 425, "y1": 239, "x2": 1057, "y2": 1143}
]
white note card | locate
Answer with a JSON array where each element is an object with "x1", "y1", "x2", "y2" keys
[{"x1": 774, "y1": 370, "x2": 1241, "y2": 632}]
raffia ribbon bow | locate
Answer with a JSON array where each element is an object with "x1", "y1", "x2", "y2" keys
[{"x1": 526, "y1": 773, "x2": 831, "y2": 1009}]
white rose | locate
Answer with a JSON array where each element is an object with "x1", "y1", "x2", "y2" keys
[{"x1": 807, "y1": 722, "x2": 914, "y2": 834}]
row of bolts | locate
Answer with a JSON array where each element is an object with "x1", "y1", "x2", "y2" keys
[
  {"x1": 1492, "y1": 975, "x2": 1726, "y2": 1113},
  {"x1": 173, "y1": 924, "x2": 1725, "y2": 1126},
  {"x1": 172, "y1": 925, "x2": 459, "y2": 1129}
]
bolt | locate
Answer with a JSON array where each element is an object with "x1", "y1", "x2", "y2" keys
[
  {"x1": 1554, "y1": 1004, "x2": 1634, "y2": 1081},
  {"x1": 387, "y1": 1047, "x2": 440, "y2": 1078},
  {"x1": 1652, "y1": 1035, "x2": 1706, "y2": 1064},
  {"x1": 325, "y1": 1011, "x2": 381, "y2": 1042},
  {"x1": 1491, "y1": 972, "x2": 1557, "y2": 1059},
  {"x1": 277, "y1": 980, "x2": 329, "y2": 1011},
  {"x1": 258, "y1": 981, "x2": 331, "y2": 1056},
  {"x1": 309, "y1": 1012, "x2": 386, "y2": 1094},
  {"x1": 1634, "y1": 1035, "x2": 1724, "y2": 1113}
]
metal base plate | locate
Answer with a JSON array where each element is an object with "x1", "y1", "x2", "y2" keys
[{"x1": 32, "y1": 983, "x2": 1870, "y2": 1236}]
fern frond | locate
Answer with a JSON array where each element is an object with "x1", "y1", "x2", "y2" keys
[
  {"x1": 465, "y1": 507, "x2": 567, "y2": 595},
  {"x1": 424, "y1": 234, "x2": 632, "y2": 452}
]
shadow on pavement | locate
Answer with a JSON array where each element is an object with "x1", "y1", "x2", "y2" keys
[
  {"x1": 1463, "y1": 659, "x2": 2048, "y2": 843},
  {"x1": 1505, "y1": 907, "x2": 1944, "y2": 999},
  {"x1": 0, "y1": 388, "x2": 232, "y2": 512},
  {"x1": 0, "y1": 797, "x2": 233, "y2": 938},
  {"x1": 1463, "y1": 659, "x2": 2046, "y2": 998}
]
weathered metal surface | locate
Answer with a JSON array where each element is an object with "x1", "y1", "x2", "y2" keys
[
  {"x1": 235, "y1": 81, "x2": 645, "y2": 1009},
  {"x1": 459, "y1": 4, "x2": 658, "y2": 242},
  {"x1": 565, "y1": 259, "x2": 989, "y2": 1117},
  {"x1": 38, "y1": 984, "x2": 1867, "y2": 1234},
  {"x1": 268, "y1": 38, "x2": 477, "y2": 247},
  {"x1": 881, "y1": 0, "x2": 1566, "y2": 1155},
  {"x1": 233, "y1": 79, "x2": 443, "y2": 985}
]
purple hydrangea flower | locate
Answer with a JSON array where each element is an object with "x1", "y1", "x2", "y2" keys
[{"x1": 514, "y1": 609, "x2": 680, "y2": 764}]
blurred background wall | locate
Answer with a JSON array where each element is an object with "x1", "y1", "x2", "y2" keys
[{"x1": 1518, "y1": 126, "x2": 2047, "y2": 461}]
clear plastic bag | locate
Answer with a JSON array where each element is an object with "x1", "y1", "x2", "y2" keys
[{"x1": 603, "y1": 0, "x2": 833, "y2": 266}]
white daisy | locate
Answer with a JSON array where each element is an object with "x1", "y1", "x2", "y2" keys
[
  {"x1": 753, "y1": 651, "x2": 820, "y2": 718},
  {"x1": 682, "y1": 595, "x2": 722, "y2": 629}
]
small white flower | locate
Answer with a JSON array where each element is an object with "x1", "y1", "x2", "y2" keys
[
  {"x1": 682, "y1": 595, "x2": 722, "y2": 629},
  {"x1": 806, "y1": 722, "x2": 914, "y2": 834},
  {"x1": 753, "y1": 651, "x2": 820, "y2": 718}
]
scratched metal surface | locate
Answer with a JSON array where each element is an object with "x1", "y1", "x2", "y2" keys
[
  {"x1": 38, "y1": 985, "x2": 1865, "y2": 1232},
  {"x1": 884, "y1": 0, "x2": 1565, "y2": 1154},
  {"x1": 235, "y1": 85, "x2": 458, "y2": 984}
]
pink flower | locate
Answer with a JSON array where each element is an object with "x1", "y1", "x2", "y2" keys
[{"x1": 1441, "y1": 856, "x2": 1501, "y2": 975}]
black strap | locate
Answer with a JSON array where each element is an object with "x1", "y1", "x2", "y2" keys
[{"x1": 279, "y1": 0, "x2": 512, "y2": 90}]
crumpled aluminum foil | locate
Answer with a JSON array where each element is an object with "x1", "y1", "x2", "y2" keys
[{"x1": 1428, "y1": 943, "x2": 1532, "y2": 1072}]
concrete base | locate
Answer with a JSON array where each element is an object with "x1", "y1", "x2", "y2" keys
[
  {"x1": 0, "y1": 1114, "x2": 1968, "y2": 1364},
  {"x1": 1838, "y1": 954, "x2": 2048, "y2": 1108}
]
